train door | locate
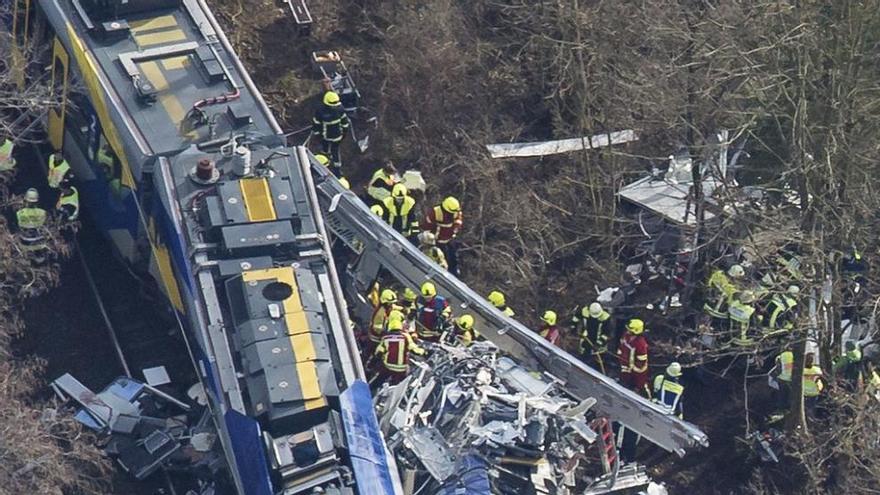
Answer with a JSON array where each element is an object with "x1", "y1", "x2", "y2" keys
[{"x1": 47, "y1": 37, "x2": 69, "y2": 150}]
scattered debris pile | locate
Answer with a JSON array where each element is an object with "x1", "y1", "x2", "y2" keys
[{"x1": 374, "y1": 341, "x2": 646, "y2": 494}]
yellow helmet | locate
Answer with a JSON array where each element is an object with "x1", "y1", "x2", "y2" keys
[
  {"x1": 456, "y1": 314, "x2": 475, "y2": 331},
  {"x1": 541, "y1": 310, "x2": 557, "y2": 326},
  {"x1": 339, "y1": 177, "x2": 351, "y2": 190},
  {"x1": 442, "y1": 196, "x2": 460, "y2": 213},
  {"x1": 402, "y1": 287, "x2": 418, "y2": 303},
  {"x1": 391, "y1": 183, "x2": 408, "y2": 198},
  {"x1": 323, "y1": 91, "x2": 341, "y2": 106},
  {"x1": 421, "y1": 282, "x2": 437, "y2": 298},
  {"x1": 380, "y1": 289, "x2": 397, "y2": 304},
  {"x1": 627, "y1": 318, "x2": 645, "y2": 334},
  {"x1": 371, "y1": 204, "x2": 384, "y2": 216},
  {"x1": 314, "y1": 153, "x2": 330, "y2": 166},
  {"x1": 487, "y1": 291, "x2": 506, "y2": 308}
]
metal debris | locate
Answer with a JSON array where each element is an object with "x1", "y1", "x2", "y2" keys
[{"x1": 486, "y1": 130, "x2": 637, "y2": 158}]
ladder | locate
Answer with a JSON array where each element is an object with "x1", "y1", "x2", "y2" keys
[{"x1": 592, "y1": 417, "x2": 618, "y2": 474}]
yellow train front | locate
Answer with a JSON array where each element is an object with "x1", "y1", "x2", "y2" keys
[{"x1": 8, "y1": 0, "x2": 399, "y2": 493}]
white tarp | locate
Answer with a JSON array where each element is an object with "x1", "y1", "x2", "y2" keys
[{"x1": 486, "y1": 129, "x2": 637, "y2": 158}]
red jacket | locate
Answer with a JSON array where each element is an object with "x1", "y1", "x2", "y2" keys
[
  {"x1": 540, "y1": 325, "x2": 560, "y2": 346},
  {"x1": 617, "y1": 332, "x2": 648, "y2": 375},
  {"x1": 422, "y1": 206, "x2": 463, "y2": 244}
]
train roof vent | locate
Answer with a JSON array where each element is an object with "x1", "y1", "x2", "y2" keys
[{"x1": 80, "y1": 0, "x2": 182, "y2": 20}]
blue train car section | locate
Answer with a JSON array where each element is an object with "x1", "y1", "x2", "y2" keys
[{"x1": 21, "y1": 0, "x2": 400, "y2": 493}]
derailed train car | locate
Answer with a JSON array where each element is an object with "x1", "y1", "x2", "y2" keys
[{"x1": 7, "y1": 0, "x2": 399, "y2": 493}]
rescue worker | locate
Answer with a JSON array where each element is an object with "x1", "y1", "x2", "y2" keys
[
  {"x1": 573, "y1": 302, "x2": 612, "y2": 373},
  {"x1": 729, "y1": 290, "x2": 758, "y2": 346},
  {"x1": 653, "y1": 362, "x2": 685, "y2": 418},
  {"x1": 400, "y1": 287, "x2": 419, "y2": 317},
  {"x1": 454, "y1": 314, "x2": 476, "y2": 347},
  {"x1": 618, "y1": 318, "x2": 650, "y2": 397},
  {"x1": 422, "y1": 196, "x2": 463, "y2": 275},
  {"x1": 703, "y1": 264, "x2": 744, "y2": 325},
  {"x1": 312, "y1": 91, "x2": 349, "y2": 171},
  {"x1": 771, "y1": 350, "x2": 794, "y2": 410},
  {"x1": 762, "y1": 285, "x2": 798, "y2": 335},
  {"x1": 339, "y1": 177, "x2": 351, "y2": 190},
  {"x1": 47, "y1": 152, "x2": 70, "y2": 189},
  {"x1": 0, "y1": 135, "x2": 15, "y2": 171},
  {"x1": 373, "y1": 311, "x2": 425, "y2": 386},
  {"x1": 418, "y1": 231, "x2": 448, "y2": 270},
  {"x1": 415, "y1": 282, "x2": 451, "y2": 342},
  {"x1": 488, "y1": 290, "x2": 515, "y2": 317},
  {"x1": 56, "y1": 178, "x2": 80, "y2": 221},
  {"x1": 314, "y1": 152, "x2": 341, "y2": 177},
  {"x1": 16, "y1": 188, "x2": 47, "y2": 249},
  {"x1": 538, "y1": 310, "x2": 560, "y2": 346},
  {"x1": 803, "y1": 353, "x2": 824, "y2": 414},
  {"x1": 367, "y1": 162, "x2": 400, "y2": 205},
  {"x1": 97, "y1": 144, "x2": 122, "y2": 196},
  {"x1": 368, "y1": 289, "x2": 399, "y2": 355},
  {"x1": 382, "y1": 183, "x2": 419, "y2": 241},
  {"x1": 834, "y1": 344, "x2": 866, "y2": 392}
]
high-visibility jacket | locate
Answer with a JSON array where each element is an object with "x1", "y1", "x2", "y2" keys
[
  {"x1": 729, "y1": 300, "x2": 756, "y2": 345},
  {"x1": 0, "y1": 140, "x2": 15, "y2": 171},
  {"x1": 540, "y1": 324, "x2": 560, "y2": 346},
  {"x1": 312, "y1": 104, "x2": 349, "y2": 142},
  {"x1": 575, "y1": 310, "x2": 611, "y2": 355},
  {"x1": 775, "y1": 351, "x2": 793, "y2": 383},
  {"x1": 422, "y1": 206, "x2": 462, "y2": 244},
  {"x1": 703, "y1": 270, "x2": 737, "y2": 318},
  {"x1": 456, "y1": 324, "x2": 475, "y2": 347},
  {"x1": 421, "y1": 245, "x2": 448, "y2": 269},
  {"x1": 618, "y1": 333, "x2": 648, "y2": 374},
  {"x1": 367, "y1": 169, "x2": 398, "y2": 203},
  {"x1": 17, "y1": 207, "x2": 47, "y2": 229},
  {"x1": 416, "y1": 296, "x2": 451, "y2": 340},
  {"x1": 375, "y1": 331, "x2": 425, "y2": 372},
  {"x1": 653, "y1": 374, "x2": 685, "y2": 418},
  {"x1": 498, "y1": 305, "x2": 515, "y2": 318},
  {"x1": 381, "y1": 195, "x2": 419, "y2": 237},
  {"x1": 48, "y1": 157, "x2": 70, "y2": 189},
  {"x1": 369, "y1": 303, "x2": 399, "y2": 343},
  {"x1": 766, "y1": 296, "x2": 797, "y2": 331},
  {"x1": 56, "y1": 186, "x2": 80, "y2": 221},
  {"x1": 803, "y1": 366, "x2": 824, "y2": 397}
]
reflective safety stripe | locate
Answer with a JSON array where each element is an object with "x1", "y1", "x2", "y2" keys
[
  {"x1": 433, "y1": 206, "x2": 454, "y2": 227},
  {"x1": 17, "y1": 207, "x2": 47, "y2": 229},
  {"x1": 653, "y1": 375, "x2": 684, "y2": 416},
  {"x1": 56, "y1": 186, "x2": 80, "y2": 220},
  {"x1": 382, "y1": 334, "x2": 408, "y2": 372},
  {"x1": 777, "y1": 351, "x2": 793, "y2": 382},
  {"x1": 48, "y1": 159, "x2": 70, "y2": 188},
  {"x1": 803, "y1": 367, "x2": 823, "y2": 397}
]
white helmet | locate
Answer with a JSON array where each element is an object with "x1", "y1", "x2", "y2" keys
[
  {"x1": 24, "y1": 188, "x2": 39, "y2": 203},
  {"x1": 727, "y1": 264, "x2": 745, "y2": 278},
  {"x1": 418, "y1": 231, "x2": 437, "y2": 246},
  {"x1": 666, "y1": 362, "x2": 682, "y2": 377},
  {"x1": 787, "y1": 285, "x2": 800, "y2": 296},
  {"x1": 588, "y1": 302, "x2": 603, "y2": 318}
]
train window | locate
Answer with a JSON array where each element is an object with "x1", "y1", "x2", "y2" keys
[
  {"x1": 65, "y1": 91, "x2": 93, "y2": 152},
  {"x1": 97, "y1": 134, "x2": 123, "y2": 197}
]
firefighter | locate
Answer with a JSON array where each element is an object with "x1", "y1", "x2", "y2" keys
[
  {"x1": 653, "y1": 362, "x2": 685, "y2": 418},
  {"x1": 454, "y1": 314, "x2": 477, "y2": 347},
  {"x1": 834, "y1": 344, "x2": 867, "y2": 392},
  {"x1": 367, "y1": 162, "x2": 400, "y2": 204},
  {"x1": 400, "y1": 287, "x2": 419, "y2": 317},
  {"x1": 418, "y1": 231, "x2": 448, "y2": 270},
  {"x1": 618, "y1": 318, "x2": 650, "y2": 397},
  {"x1": 312, "y1": 91, "x2": 349, "y2": 171},
  {"x1": 0, "y1": 136, "x2": 15, "y2": 171},
  {"x1": 538, "y1": 310, "x2": 560, "y2": 346},
  {"x1": 382, "y1": 183, "x2": 419, "y2": 241},
  {"x1": 373, "y1": 312, "x2": 425, "y2": 386},
  {"x1": 729, "y1": 290, "x2": 758, "y2": 346},
  {"x1": 56, "y1": 178, "x2": 80, "y2": 221},
  {"x1": 488, "y1": 290, "x2": 515, "y2": 317},
  {"x1": 573, "y1": 302, "x2": 611, "y2": 373},
  {"x1": 16, "y1": 188, "x2": 48, "y2": 255},
  {"x1": 422, "y1": 196, "x2": 463, "y2": 275},
  {"x1": 762, "y1": 285, "x2": 798, "y2": 335},
  {"x1": 47, "y1": 152, "x2": 71, "y2": 189},
  {"x1": 415, "y1": 282, "x2": 451, "y2": 342},
  {"x1": 314, "y1": 152, "x2": 341, "y2": 177},
  {"x1": 368, "y1": 289, "x2": 399, "y2": 355},
  {"x1": 703, "y1": 264, "x2": 744, "y2": 325}
]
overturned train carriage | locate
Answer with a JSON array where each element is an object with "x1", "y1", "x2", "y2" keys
[{"x1": 18, "y1": 0, "x2": 397, "y2": 493}]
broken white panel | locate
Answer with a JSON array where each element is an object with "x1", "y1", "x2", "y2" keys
[
  {"x1": 618, "y1": 175, "x2": 721, "y2": 225},
  {"x1": 486, "y1": 129, "x2": 638, "y2": 158}
]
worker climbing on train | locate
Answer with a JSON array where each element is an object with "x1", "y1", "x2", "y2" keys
[
  {"x1": 56, "y1": 176, "x2": 80, "y2": 221},
  {"x1": 415, "y1": 282, "x2": 451, "y2": 342},
  {"x1": 653, "y1": 362, "x2": 685, "y2": 418},
  {"x1": 382, "y1": 183, "x2": 419, "y2": 241},
  {"x1": 703, "y1": 264, "x2": 744, "y2": 326},
  {"x1": 368, "y1": 289, "x2": 400, "y2": 355},
  {"x1": 422, "y1": 196, "x2": 463, "y2": 276},
  {"x1": 488, "y1": 290, "x2": 515, "y2": 317},
  {"x1": 538, "y1": 310, "x2": 560, "y2": 346},
  {"x1": 729, "y1": 290, "x2": 758, "y2": 346},
  {"x1": 312, "y1": 91, "x2": 349, "y2": 171},
  {"x1": 573, "y1": 302, "x2": 612, "y2": 374},
  {"x1": 367, "y1": 161, "x2": 400, "y2": 205},
  {"x1": 373, "y1": 310, "x2": 425, "y2": 386},
  {"x1": 454, "y1": 314, "x2": 477, "y2": 347},
  {"x1": 618, "y1": 318, "x2": 650, "y2": 397},
  {"x1": 16, "y1": 188, "x2": 47, "y2": 251},
  {"x1": 761, "y1": 285, "x2": 799, "y2": 335},
  {"x1": 418, "y1": 231, "x2": 448, "y2": 270},
  {"x1": 0, "y1": 135, "x2": 16, "y2": 171},
  {"x1": 47, "y1": 152, "x2": 71, "y2": 189}
]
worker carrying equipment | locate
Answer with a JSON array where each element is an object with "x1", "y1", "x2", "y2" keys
[
  {"x1": 538, "y1": 310, "x2": 560, "y2": 346},
  {"x1": 488, "y1": 290, "x2": 515, "y2": 317},
  {"x1": 47, "y1": 152, "x2": 70, "y2": 189},
  {"x1": 0, "y1": 136, "x2": 15, "y2": 171},
  {"x1": 367, "y1": 162, "x2": 400, "y2": 204},
  {"x1": 573, "y1": 302, "x2": 611, "y2": 374},
  {"x1": 415, "y1": 282, "x2": 451, "y2": 342},
  {"x1": 653, "y1": 362, "x2": 685, "y2": 418},
  {"x1": 368, "y1": 289, "x2": 400, "y2": 354},
  {"x1": 56, "y1": 182, "x2": 80, "y2": 221},
  {"x1": 618, "y1": 319, "x2": 650, "y2": 397},
  {"x1": 417, "y1": 231, "x2": 448, "y2": 270},
  {"x1": 382, "y1": 183, "x2": 419, "y2": 240},
  {"x1": 422, "y1": 196, "x2": 463, "y2": 275},
  {"x1": 454, "y1": 314, "x2": 476, "y2": 347},
  {"x1": 312, "y1": 91, "x2": 350, "y2": 170},
  {"x1": 374, "y1": 313, "x2": 425, "y2": 385},
  {"x1": 16, "y1": 188, "x2": 48, "y2": 249}
]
